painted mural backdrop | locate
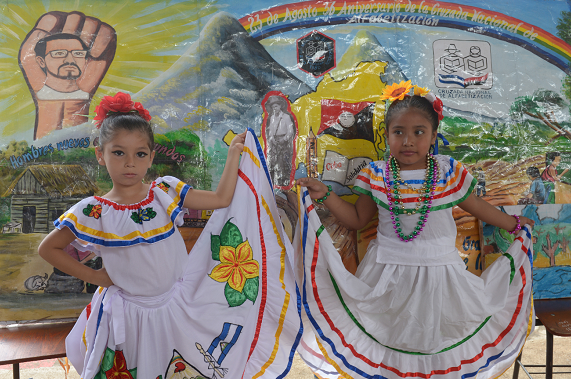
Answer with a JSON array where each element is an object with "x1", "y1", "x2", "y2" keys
[
  {"x1": 482, "y1": 204, "x2": 571, "y2": 300},
  {"x1": 1, "y1": 0, "x2": 570, "y2": 322}
]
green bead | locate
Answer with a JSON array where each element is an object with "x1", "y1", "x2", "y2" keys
[
  {"x1": 395, "y1": 223, "x2": 400, "y2": 227},
  {"x1": 415, "y1": 226, "x2": 420, "y2": 230},
  {"x1": 418, "y1": 221, "x2": 423, "y2": 225},
  {"x1": 396, "y1": 228, "x2": 401, "y2": 232}
]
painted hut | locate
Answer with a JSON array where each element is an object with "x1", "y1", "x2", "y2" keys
[{"x1": 2, "y1": 165, "x2": 98, "y2": 233}]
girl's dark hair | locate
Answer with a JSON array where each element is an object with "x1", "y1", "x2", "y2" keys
[
  {"x1": 385, "y1": 95, "x2": 439, "y2": 132},
  {"x1": 98, "y1": 113, "x2": 154, "y2": 150},
  {"x1": 545, "y1": 151, "x2": 560, "y2": 166},
  {"x1": 526, "y1": 166, "x2": 540, "y2": 178}
]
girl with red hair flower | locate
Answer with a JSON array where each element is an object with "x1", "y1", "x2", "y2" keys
[{"x1": 37, "y1": 92, "x2": 264, "y2": 378}]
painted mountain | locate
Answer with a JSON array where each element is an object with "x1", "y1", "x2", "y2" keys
[
  {"x1": 330, "y1": 29, "x2": 408, "y2": 85},
  {"x1": 135, "y1": 12, "x2": 312, "y2": 135}
]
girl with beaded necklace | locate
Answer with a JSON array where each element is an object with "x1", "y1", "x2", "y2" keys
[{"x1": 296, "y1": 82, "x2": 535, "y2": 379}]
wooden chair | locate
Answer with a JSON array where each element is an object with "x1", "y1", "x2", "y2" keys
[
  {"x1": 512, "y1": 298, "x2": 571, "y2": 379},
  {"x1": 0, "y1": 321, "x2": 74, "y2": 379}
]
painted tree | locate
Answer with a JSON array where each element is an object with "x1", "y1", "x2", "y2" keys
[
  {"x1": 510, "y1": 89, "x2": 571, "y2": 143},
  {"x1": 560, "y1": 236, "x2": 569, "y2": 254},
  {"x1": 557, "y1": 11, "x2": 571, "y2": 111},
  {"x1": 556, "y1": 11, "x2": 571, "y2": 44},
  {"x1": 0, "y1": 140, "x2": 29, "y2": 194},
  {"x1": 542, "y1": 233, "x2": 561, "y2": 267}
]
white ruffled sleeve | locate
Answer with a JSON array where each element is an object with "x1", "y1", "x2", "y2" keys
[{"x1": 153, "y1": 176, "x2": 193, "y2": 227}]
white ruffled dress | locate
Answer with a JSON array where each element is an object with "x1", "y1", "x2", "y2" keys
[
  {"x1": 297, "y1": 155, "x2": 534, "y2": 379},
  {"x1": 57, "y1": 136, "x2": 301, "y2": 379}
]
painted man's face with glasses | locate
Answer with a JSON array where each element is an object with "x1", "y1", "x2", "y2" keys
[{"x1": 36, "y1": 38, "x2": 87, "y2": 80}]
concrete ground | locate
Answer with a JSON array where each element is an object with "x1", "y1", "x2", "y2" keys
[{"x1": 1, "y1": 325, "x2": 570, "y2": 379}]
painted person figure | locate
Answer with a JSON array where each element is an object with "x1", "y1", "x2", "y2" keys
[
  {"x1": 474, "y1": 167, "x2": 486, "y2": 196},
  {"x1": 19, "y1": 11, "x2": 116, "y2": 139},
  {"x1": 264, "y1": 95, "x2": 296, "y2": 187},
  {"x1": 525, "y1": 166, "x2": 547, "y2": 204},
  {"x1": 541, "y1": 152, "x2": 569, "y2": 204}
]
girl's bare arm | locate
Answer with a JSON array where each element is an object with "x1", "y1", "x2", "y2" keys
[
  {"x1": 38, "y1": 227, "x2": 113, "y2": 287},
  {"x1": 458, "y1": 193, "x2": 534, "y2": 230},
  {"x1": 183, "y1": 131, "x2": 246, "y2": 210},
  {"x1": 296, "y1": 177, "x2": 378, "y2": 230}
]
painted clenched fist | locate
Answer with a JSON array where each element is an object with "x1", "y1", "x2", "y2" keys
[{"x1": 19, "y1": 11, "x2": 116, "y2": 139}]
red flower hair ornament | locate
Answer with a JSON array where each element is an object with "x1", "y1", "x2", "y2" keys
[
  {"x1": 93, "y1": 92, "x2": 152, "y2": 128},
  {"x1": 424, "y1": 91, "x2": 444, "y2": 121}
]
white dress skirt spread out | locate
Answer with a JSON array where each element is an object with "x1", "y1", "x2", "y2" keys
[
  {"x1": 296, "y1": 155, "x2": 534, "y2": 379},
  {"x1": 58, "y1": 130, "x2": 302, "y2": 379}
]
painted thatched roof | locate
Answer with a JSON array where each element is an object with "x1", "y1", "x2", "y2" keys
[{"x1": 3, "y1": 164, "x2": 98, "y2": 197}]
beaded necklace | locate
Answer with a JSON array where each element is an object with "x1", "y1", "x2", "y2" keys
[{"x1": 385, "y1": 154, "x2": 439, "y2": 242}]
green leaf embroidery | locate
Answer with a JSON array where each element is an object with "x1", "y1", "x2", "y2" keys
[
  {"x1": 100, "y1": 347, "x2": 115, "y2": 372},
  {"x1": 224, "y1": 282, "x2": 247, "y2": 307},
  {"x1": 145, "y1": 208, "x2": 157, "y2": 219},
  {"x1": 83, "y1": 204, "x2": 93, "y2": 216},
  {"x1": 211, "y1": 234, "x2": 221, "y2": 260},
  {"x1": 130, "y1": 212, "x2": 141, "y2": 224},
  {"x1": 243, "y1": 276, "x2": 259, "y2": 302},
  {"x1": 94, "y1": 366, "x2": 105, "y2": 379},
  {"x1": 220, "y1": 219, "x2": 243, "y2": 248}
]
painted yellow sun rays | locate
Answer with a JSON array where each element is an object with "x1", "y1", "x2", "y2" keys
[{"x1": 0, "y1": 0, "x2": 219, "y2": 138}]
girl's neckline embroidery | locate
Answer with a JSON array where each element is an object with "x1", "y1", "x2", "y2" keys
[{"x1": 94, "y1": 181, "x2": 157, "y2": 210}]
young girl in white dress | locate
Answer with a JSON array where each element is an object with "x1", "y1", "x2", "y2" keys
[
  {"x1": 296, "y1": 83, "x2": 535, "y2": 379},
  {"x1": 38, "y1": 93, "x2": 299, "y2": 379}
]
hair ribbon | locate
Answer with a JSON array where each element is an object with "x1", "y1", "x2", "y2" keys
[{"x1": 433, "y1": 133, "x2": 449, "y2": 155}]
